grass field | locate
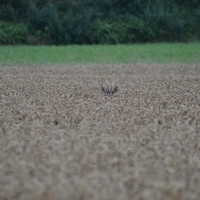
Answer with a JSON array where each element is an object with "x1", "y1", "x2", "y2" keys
[
  {"x1": 0, "y1": 44, "x2": 200, "y2": 199},
  {"x1": 0, "y1": 43, "x2": 200, "y2": 65}
]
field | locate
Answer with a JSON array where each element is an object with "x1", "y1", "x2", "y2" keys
[
  {"x1": 1, "y1": 43, "x2": 200, "y2": 65},
  {"x1": 1, "y1": 43, "x2": 200, "y2": 200},
  {"x1": 1, "y1": 63, "x2": 200, "y2": 200}
]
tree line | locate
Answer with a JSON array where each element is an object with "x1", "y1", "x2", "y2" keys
[{"x1": 0, "y1": 0, "x2": 200, "y2": 45}]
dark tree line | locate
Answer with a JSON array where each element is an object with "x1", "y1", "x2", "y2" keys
[{"x1": 0, "y1": 0, "x2": 200, "y2": 44}]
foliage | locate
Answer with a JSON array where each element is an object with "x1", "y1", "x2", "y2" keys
[
  {"x1": 27, "y1": 3, "x2": 63, "y2": 44},
  {"x1": 0, "y1": 21, "x2": 28, "y2": 44},
  {"x1": 0, "y1": 0, "x2": 200, "y2": 44}
]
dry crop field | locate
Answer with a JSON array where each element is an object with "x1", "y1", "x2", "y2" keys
[{"x1": 0, "y1": 64, "x2": 200, "y2": 200}]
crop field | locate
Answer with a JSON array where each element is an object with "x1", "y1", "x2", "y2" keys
[{"x1": 0, "y1": 63, "x2": 200, "y2": 200}]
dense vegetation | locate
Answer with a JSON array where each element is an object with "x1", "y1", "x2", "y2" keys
[{"x1": 0, "y1": 0, "x2": 200, "y2": 44}]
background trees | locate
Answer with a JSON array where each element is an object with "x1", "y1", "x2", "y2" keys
[{"x1": 0, "y1": 0, "x2": 199, "y2": 44}]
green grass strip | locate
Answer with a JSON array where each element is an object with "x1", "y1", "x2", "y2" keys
[{"x1": 0, "y1": 43, "x2": 200, "y2": 65}]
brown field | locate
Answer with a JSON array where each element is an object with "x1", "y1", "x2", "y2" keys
[{"x1": 0, "y1": 64, "x2": 200, "y2": 200}]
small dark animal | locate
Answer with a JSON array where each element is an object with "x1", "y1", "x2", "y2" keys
[{"x1": 101, "y1": 85, "x2": 118, "y2": 96}]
